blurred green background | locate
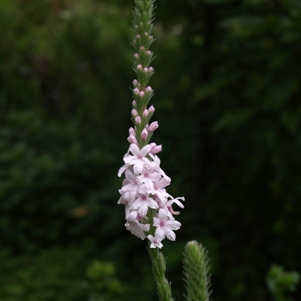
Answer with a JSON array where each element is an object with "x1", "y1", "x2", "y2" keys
[{"x1": 0, "y1": 0, "x2": 301, "y2": 300}]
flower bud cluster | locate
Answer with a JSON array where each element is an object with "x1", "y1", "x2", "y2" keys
[
  {"x1": 118, "y1": 0, "x2": 185, "y2": 249},
  {"x1": 132, "y1": 0, "x2": 155, "y2": 89},
  {"x1": 131, "y1": 83, "x2": 156, "y2": 145},
  {"x1": 118, "y1": 143, "x2": 184, "y2": 248}
]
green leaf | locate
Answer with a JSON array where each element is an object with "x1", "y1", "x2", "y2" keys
[
  {"x1": 212, "y1": 108, "x2": 254, "y2": 132},
  {"x1": 280, "y1": 110, "x2": 301, "y2": 134},
  {"x1": 261, "y1": 79, "x2": 298, "y2": 110}
]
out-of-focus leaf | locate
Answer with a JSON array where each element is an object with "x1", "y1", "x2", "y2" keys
[
  {"x1": 212, "y1": 108, "x2": 254, "y2": 132},
  {"x1": 260, "y1": 79, "x2": 298, "y2": 110},
  {"x1": 220, "y1": 16, "x2": 273, "y2": 38},
  {"x1": 201, "y1": 0, "x2": 237, "y2": 4},
  {"x1": 280, "y1": 110, "x2": 301, "y2": 134}
]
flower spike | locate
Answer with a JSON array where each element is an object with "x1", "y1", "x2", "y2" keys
[{"x1": 117, "y1": 0, "x2": 184, "y2": 249}]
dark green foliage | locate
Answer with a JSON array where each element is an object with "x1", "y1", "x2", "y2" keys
[
  {"x1": 0, "y1": 110, "x2": 120, "y2": 251},
  {"x1": 266, "y1": 265, "x2": 300, "y2": 301},
  {"x1": 0, "y1": 247, "x2": 87, "y2": 301},
  {"x1": 83, "y1": 261, "x2": 126, "y2": 301},
  {"x1": 0, "y1": 0, "x2": 301, "y2": 301}
]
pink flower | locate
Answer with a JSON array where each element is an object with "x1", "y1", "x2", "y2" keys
[
  {"x1": 147, "y1": 234, "x2": 163, "y2": 249},
  {"x1": 118, "y1": 129, "x2": 184, "y2": 247},
  {"x1": 125, "y1": 211, "x2": 150, "y2": 240},
  {"x1": 147, "y1": 176, "x2": 171, "y2": 202},
  {"x1": 119, "y1": 169, "x2": 141, "y2": 202},
  {"x1": 117, "y1": 190, "x2": 129, "y2": 205},
  {"x1": 166, "y1": 197, "x2": 185, "y2": 210},
  {"x1": 149, "y1": 154, "x2": 170, "y2": 180},
  {"x1": 131, "y1": 193, "x2": 158, "y2": 217},
  {"x1": 153, "y1": 209, "x2": 181, "y2": 241},
  {"x1": 137, "y1": 166, "x2": 161, "y2": 191},
  {"x1": 164, "y1": 196, "x2": 185, "y2": 217},
  {"x1": 117, "y1": 163, "x2": 130, "y2": 177},
  {"x1": 123, "y1": 144, "x2": 152, "y2": 174}
]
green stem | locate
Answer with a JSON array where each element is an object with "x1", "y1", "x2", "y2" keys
[{"x1": 148, "y1": 246, "x2": 174, "y2": 301}]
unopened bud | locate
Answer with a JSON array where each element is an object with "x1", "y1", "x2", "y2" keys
[
  {"x1": 134, "y1": 53, "x2": 139, "y2": 59},
  {"x1": 127, "y1": 135, "x2": 138, "y2": 145},
  {"x1": 129, "y1": 127, "x2": 136, "y2": 136},
  {"x1": 146, "y1": 50, "x2": 152, "y2": 56},
  {"x1": 148, "y1": 121, "x2": 159, "y2": 132},
  {"x1": 146, "y1": 86, "x2": 153, "y2": 93},
  {"x1": 132, "y1": 100, "x2": 137, "y2": 106},
  {"x1": 133, "y1": 79, "x2": 138, "y2": 86},
  {"x1": 131, "y1": 109, "x2": 138, "y2": 117},
  {"x1": 139, "y1": 91, "x2": 144, "y2": 97},
  {"x1": 141, "y1": 128, "x2": 148, "y2": 141},
  {"x1": 150, "y1": 143, "x2": 162, "y2": 154},
  {"x1": 143, "y1": 67, "x2": 148, "y2": 73},
  {"x1": 143, "y1": 109, "x2": 149, "y2": 117},
  {"x1": 148, "y1": 67, "x2": 154, "y2": 72},
  {"x1": 137, "y1": 64, "x2": 143, "y2": 70},
  {"x1": 135, "y1": 116, "x2": 141, "y2": 124},
  {"x1": 133, "y1": 88, "x2": 139, "y2": 94},
  {"x1": 148, "y1": 105, "x2": 155, "y2": 113},
  {"x1": 140, "y1": 46, "x2": 145, "y2": 51}
]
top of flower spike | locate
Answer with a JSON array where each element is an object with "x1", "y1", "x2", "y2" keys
[
  {"x1": 117, "y1": 0, "x2": 184, "y2": 249},
  {"x1": 132, "y1": 0, "x2": 155, "y2": 93}
]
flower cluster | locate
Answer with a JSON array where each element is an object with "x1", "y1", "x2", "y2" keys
[
  {"x1": 118, "y1": 139, "x2": 184, "y2": 248},
  {"x1": 117, "y1": 0, "x2": 184, "y2": 249}
]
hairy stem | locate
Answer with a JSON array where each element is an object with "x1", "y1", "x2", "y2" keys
[{"x1": 148, "y1": 246, "x2": 174, "y2": 301}]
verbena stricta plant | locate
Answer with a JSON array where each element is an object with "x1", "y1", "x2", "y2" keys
[{"x1": 117, "y1": 1, "x2": 211, "y2": 300}]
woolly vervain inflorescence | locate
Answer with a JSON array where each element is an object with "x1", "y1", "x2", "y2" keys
[{"x1": 117, "y1": 0, "x2": 184, "y2": 249}]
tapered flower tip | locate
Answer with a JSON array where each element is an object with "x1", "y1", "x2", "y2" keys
[
  {"x1": 118, "y1": 164, "x2": 129, "y2": 177},
  {"x1": 129, "y1": 127, "x2": 136, "y2": 136}
]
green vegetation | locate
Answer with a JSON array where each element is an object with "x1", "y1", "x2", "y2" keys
[
  {"x1": 0, "y1": 0, "x2": 300, "y2": 300},
  {"x1": 266, "y1": 265, "x2": 300, "y2": 301}
]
